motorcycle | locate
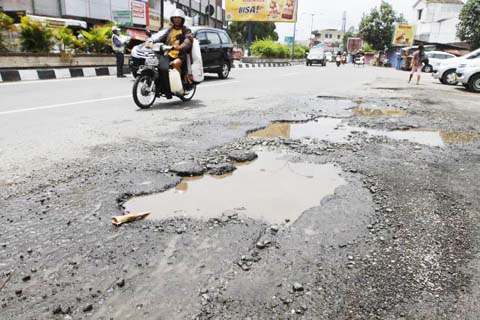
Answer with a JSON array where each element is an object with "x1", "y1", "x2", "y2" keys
[
  {"x1": 336, "y1": 55, "x2": 341, "y2": 67},
  {"x1": 132, "y1": 43, "x2": 198, "y2": 109}
]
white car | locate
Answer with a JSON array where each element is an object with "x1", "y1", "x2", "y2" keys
[
  {"x1": 306, "y1": 48, "x2": 327, "y2": 66},
  {"x1": 424, "y1": 51, "x2": 455, "y2": 73},
  {"x1": 457, "y1": 60, "x2": 480, "y2": 93},
  {"x1": 432, "y1": 48, "x2": 480, "y2": 85}
]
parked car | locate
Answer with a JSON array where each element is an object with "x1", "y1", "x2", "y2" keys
[
  {"x1": 423, "y1": 51, "x2": 455, "y2": 73},
  {"x1": 131, "y1": 27, "x2": 233, "y2": 79},
  {"x1": 457, "y1": 59, "x2": 480, "y2": 93},
  {"x1": 433, "y1": 48, "x2": 480, "y2": 85},
  {"x1": 191, "y1": 26, "x2": 233, "y2": 79},
  {"x1": 306, "y1": 47, "x2": 326, "y2": 66}
]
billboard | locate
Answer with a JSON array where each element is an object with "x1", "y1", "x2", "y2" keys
[
  {"x1": 392, "y1": 24, "x2": 415, "y2": 47},
  {"x1": 225, "y1": 0, "x2": 297, "y2": 22},
  {"x1": 347, "y1": 38, "x2": 363, "y2": 53}
]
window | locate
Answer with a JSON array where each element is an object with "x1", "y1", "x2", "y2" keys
[
  {"x1": 207, "y1": 32, "x2": 221, "y2": 45},
  {"x1": 417, "y1": 9, "x2": 423, "y2": 20},
  {"x1": 196, "y1": 32, "x2": 209, "y2": 45},
  {"x1": 218, "y1": 31, "x2": 231, "y2": 45}
]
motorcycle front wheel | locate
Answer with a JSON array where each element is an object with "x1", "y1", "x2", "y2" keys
[
  {"x1": 179, "y1": 83, "x2": 197, "y2": 102},
  {"x1": 132, "y1": 75, "x2": 156, "y2": 109}
]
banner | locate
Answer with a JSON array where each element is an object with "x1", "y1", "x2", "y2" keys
[
  {"x1": 392, "y1": 24, "x2": 415, "y2": 47},
  {"x1": 131, "y1": 0, "x2": 148, "y2": 25},
  {"x1": 225, "y1": 0, "x2": 297, "y2": 22}
]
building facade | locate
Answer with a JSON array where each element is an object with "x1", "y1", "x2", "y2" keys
[
  {"x1": 311, "y1": 29, "x2": 345, "y2": 47},
  {"x1": 412, "y1": 0, "x2": 464, "y2": 44},
  {"x1": 0, "y1": 0, "x2": 225, "y2": 30}
]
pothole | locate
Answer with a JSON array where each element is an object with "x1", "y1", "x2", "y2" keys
[
  {"x1": 249, "y1": 118, "x2": 479, "y2": 147},
  {"x1": 123, "y1": 152, "x2": 346, "y2": 224},
  {"x1": 352, "y1": 108, "x2": 406, "y2": 116}
]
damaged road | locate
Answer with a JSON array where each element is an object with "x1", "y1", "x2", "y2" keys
[{"x1": 1, "y1": 66, "x2": 480, "y2": 319}]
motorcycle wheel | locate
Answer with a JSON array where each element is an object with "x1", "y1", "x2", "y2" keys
[
  {"x1": 132, "y1": 75, "x2": 156, "y2": 109},
  {"x1": 180, "y1": 83, "x2": 197, "y2": 102}
]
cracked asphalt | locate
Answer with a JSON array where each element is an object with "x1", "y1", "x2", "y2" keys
[{"x1": 1, "y1": 65, "x2": 480, "y2": 319}]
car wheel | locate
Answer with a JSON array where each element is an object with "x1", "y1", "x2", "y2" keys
[
  {"x1": 218, "y1": 62, "x2": 230, "y2": 79},
  {"x1": 468, "y1": 74, "x2": 480, "y2": 93},
  {"x1": 306, "y1": 60, "x2": 310, "y2": 66},
  {"x1": 442, "y1": 69, "x2": 458, "y2": 85},
  {"x1": 423, "y1": 64, "x2": 432, "y2": 73}
]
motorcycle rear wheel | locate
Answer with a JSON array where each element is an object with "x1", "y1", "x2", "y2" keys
[
  {"x1": 133, "y1": 75, "x2": 156, "y2": 109},
  {"x1": 180, "y1": 83, "x2": 197, "y2": 102}
]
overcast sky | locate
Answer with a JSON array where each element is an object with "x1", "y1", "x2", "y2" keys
[{"x1": 275, "y1": 0, "x2": 416, "y2": 42}]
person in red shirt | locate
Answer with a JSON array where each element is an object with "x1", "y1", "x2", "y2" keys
[{"x1": 408, "y1": 45, "x2": 425, "y2": 85}]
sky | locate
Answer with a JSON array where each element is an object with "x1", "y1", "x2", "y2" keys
[{"x1": 275, "y1": 0, "x2": 416, "y2": 43}]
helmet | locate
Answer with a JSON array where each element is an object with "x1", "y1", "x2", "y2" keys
[
  {"x1": 170, "y1": 9, "x2": 186, "y2": 25},
  {"x1": 112, "y1": 26, "x2": 120, "y2": 32}
]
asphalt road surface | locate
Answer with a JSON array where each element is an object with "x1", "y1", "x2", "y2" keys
[{"x1": 1, "y1": 64, "x2": 480, "y2": 320}]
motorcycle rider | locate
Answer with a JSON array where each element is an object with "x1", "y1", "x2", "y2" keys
[
  {"x1": 156, "y1": 9, "x2": 193, "y2": 99},
  {"x1": 158, "y1": 9, "x2": 193, "y2": 76}
]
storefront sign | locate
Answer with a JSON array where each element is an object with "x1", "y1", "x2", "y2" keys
[
  {"x1": 148, "y1": 12, "x2": 161, "y2": 30},
  {"x1": 113, "y1": 10, "x2": 132, "y2": 26},
  {"x1": 225, "y1": 0, "x2": 297, "y2": 22},
  {"x1": 131, "y1": 0, "x2": 148, "y2": 26}
]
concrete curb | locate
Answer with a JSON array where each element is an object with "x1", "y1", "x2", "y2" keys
[
  {"x1": 232, "y1": 62, "x2": 298, "y2": 69},
  {"x1": 0, "y1": 66, "x2": 127, "y2": 83},
  {"x1": 0, "y1": 61, "x2": 302, "y2": 82}
]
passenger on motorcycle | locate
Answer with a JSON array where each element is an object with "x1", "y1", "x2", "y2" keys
[{"x1": 158, "y1": 9, "x2": 193, "y2": 75}]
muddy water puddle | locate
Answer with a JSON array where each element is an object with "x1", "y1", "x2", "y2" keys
[
  {"x1": 123, "y1": 152, "x2": 345, "y2": 224},
  {"x1": 249, "y1": 118, "x2": 479, "y2": 147}
]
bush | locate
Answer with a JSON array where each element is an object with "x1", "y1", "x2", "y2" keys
[
  {"x1": 80, "y1": 24, "x2": 112, "y2": 53},
  {"x1": 251, "y1": 39, "x2": 291, "y2": 58},
  {"x1": 54, "y1": 27, "x2": 78, "y2": 53},
  {"x1": 0, "y1": 12, "x2": 15, "y2": 52},
  {"x1": 293, "y1": 45, "x2": 308, "y2": 59},
  {"x1": 19, "y1": 16, "x2": 54, "y2": 53}
]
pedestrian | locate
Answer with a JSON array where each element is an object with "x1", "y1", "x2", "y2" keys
[
  {"x1": 396, "y1": 48, "x2": 402, "y2": 70},
  {"x1": 112, "y1": 26, "x2": 129, "y2": 78},
  {"x1": 408, "y1": 45, "x2": 425, "y2": 85}
]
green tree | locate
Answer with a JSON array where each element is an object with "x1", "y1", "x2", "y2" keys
[
  {"x1": 457, "y1": 0, "x2": 480, "y2": 50},
  {"x1": 19, "y1": 16, "x2": 54, "y2": 53},
  {"x1": 80, "y1": 25, "x2": 112, "y2": 53},
  {"x1": 227, "y1": 22, "x2": 278, "y2": 47},
  {"x1": 358, "y1": 1, "x2": 406, "y2": 51},
  {"x1": 0, "y1": 12, "x2": 15, "y2": 51}
]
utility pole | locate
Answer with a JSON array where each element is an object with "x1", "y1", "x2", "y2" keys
[
  {"x1": 160, "y1": 0, "x2": 164, "y2": 29},
  {"x1": 247, "y1": 21, "x2": 253, "y2": 56}
]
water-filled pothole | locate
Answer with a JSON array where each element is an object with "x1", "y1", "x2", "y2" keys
[
  {"x1": 249, "y1": 118, "x2": 479, "y2": 147},
  {"x1": 123, "y1": 152, "x2": 345, "y2": 224}
]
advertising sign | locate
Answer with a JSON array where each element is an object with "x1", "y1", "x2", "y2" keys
[
  {"x1": 148, "y1": 12, "x2": 161, "y2": 30},
  {"x1": 225, "y1": 0, "x2": 298, "y2": 22},
  {"x1": 113, "y1": 10, "x2": 132, "y2": 26},
  {"x1": 392, "y1": 24, "x2": 415, "y2": 47},
  {"x1": 347, "y1": 38, "x2": 363, "y2": 53},
  {"x1": 131, "y1": 0, "x2": 148, "y2": 25}
]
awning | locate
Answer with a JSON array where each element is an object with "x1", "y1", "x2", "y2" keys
[
  {"x1": 126, "y1": 28, "x2": 148, "y2": 41},
  {"x1": 27, "y1": 15, "x2": 87, "y2": 29}
]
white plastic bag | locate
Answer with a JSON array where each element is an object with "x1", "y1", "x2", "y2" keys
[
  {"x1": 190, "y1": 39, "x2": 204, "y2": 83},
  {"x1": 169, "y1": 69, "x2": 183, "y2": 94}
]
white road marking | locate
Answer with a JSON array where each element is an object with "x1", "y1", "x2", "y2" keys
[
  {"x1": 280, "y1": 72, "x2": 300, "y2": 77},
  {"x1": 0, "y1": 80, "x2": 241, "y2": 116},
  {"x1": 0, "y1": 95, "x2": 131, "y2": 116},
  {"x1": 200, "y1": 81, "x2": 240, "y2": 88}
]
